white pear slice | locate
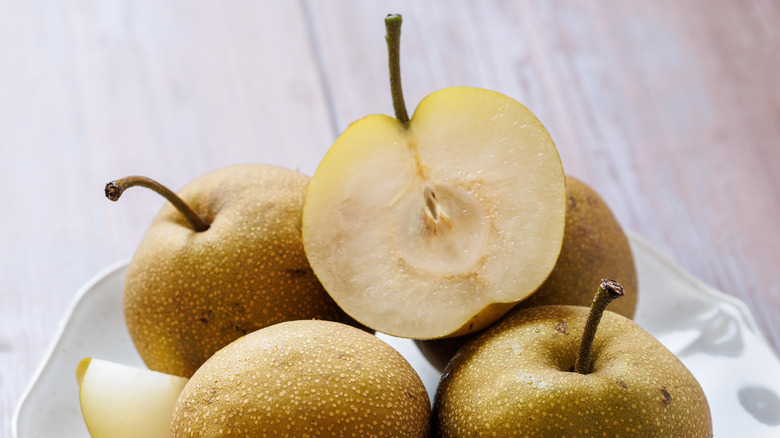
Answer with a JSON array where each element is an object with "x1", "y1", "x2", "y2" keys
[
  {"x1": 303, "y1": 87, "x2": 567, "y2": 339},
  {"x1": 76, "y1": 358, "x2": 188, "y2": 438}
]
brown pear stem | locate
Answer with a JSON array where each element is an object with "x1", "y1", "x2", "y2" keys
[
  {"x1": 105, "y1": 176, "x2": 210, "y2": 232},
  {"x1": 573, "y1": 279, "x2": 625, "y2": 374},
  {"x1": 385, "y1": 14, "x2": 410, "y2": 125}
]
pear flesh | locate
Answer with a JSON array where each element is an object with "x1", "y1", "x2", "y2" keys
[
  {"x1": 170, "y1": 320, "x2": 430, "y2": 437},
  {"x1": 76, "y1": 357, "x2": 188, "y2": 438},
  {"x1": 303, "y1": 87, "x2": 566, "y2": 339}
]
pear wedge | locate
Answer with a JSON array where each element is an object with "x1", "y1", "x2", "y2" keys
[{"x1": 76, "y1": 358, "x2": 188, "y2": 438}]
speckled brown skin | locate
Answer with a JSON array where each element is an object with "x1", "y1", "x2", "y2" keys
[
  {"x1": 170, "y1": 320, "x2": 431, "y2": 438},
  {"x1": 432, "y1": 305, "x2": 712, "y2": 437},
  {"x1": 517, "y1": 176, "x2": 638, "y2": 317},
  {"x1": 124, "y1": 164, "x2": 365, "y2": 378},
  {"x1": 416, "y1": 175, "x2": 638, "y2": 372}
]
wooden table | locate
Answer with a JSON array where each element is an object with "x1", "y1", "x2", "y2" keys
[{"x1": 2, "y1": 1, "x2": 778, "y2": 435}]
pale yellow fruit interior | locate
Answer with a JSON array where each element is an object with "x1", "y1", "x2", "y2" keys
[
  {"x1": 303, "y1": 87, "x2": 566, "y2": 339},
  {"x1": 77, "y1": 357, "x2": 189, "y2": 438}
]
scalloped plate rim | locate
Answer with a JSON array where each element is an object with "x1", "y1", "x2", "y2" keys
[{"x1": 12, "y1": 234, "x2": 780, "y2": 437}]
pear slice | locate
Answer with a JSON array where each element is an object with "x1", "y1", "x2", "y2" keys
[
  {"x1": 76, "y1": 358, "x2": 188, "y2": 438},
  {"x1": 303, "y1": 86, "x2": 566, "y2": 339}
]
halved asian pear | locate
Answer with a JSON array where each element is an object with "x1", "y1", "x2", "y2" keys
[{"x1": 303, "y1": 86, "x2": 566, "y2": 339}]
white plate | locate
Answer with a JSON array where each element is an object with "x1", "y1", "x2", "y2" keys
[{"x1": 13, "y1": 234, "x2": 780, "y2": 437}]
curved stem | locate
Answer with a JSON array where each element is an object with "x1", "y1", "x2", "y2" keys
[
  {"x1": 105, "y1": 176, "x2": 210, "y2": 232},
  {"x1": 385, "y1": 14, "x2": 410, "y2": 125},
  {"x1": 573, "y1": 279, "x2": 625, "y2": 374}
]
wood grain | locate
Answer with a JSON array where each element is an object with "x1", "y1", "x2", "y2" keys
[
  {"x1": 2, "y1": 1, "x2": 778, "y2": 436},
  {"x1": 305, "y1": 0, "x2": 779, "y2": 346},
  {"x1": 0, "y1": 1, "x2": 332, "y2": 436}
]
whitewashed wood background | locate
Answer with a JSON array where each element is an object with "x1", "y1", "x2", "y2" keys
[{"x1": 2, "y1": 1, "x2": 778, "y2": 435}]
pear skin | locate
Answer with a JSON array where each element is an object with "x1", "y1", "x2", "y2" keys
[
  {"x1": 124, "y1": 164, "x2": 366, "y2": 377},
  {"x1": 432, "y1": 305, "x2": 712, "y2": 437},
  {"x1": 171, "y1": 320, "x2": 430, "y2": 437},
  {"x1": 516, "y1": 175, "x2": 638, "y2": 317}
]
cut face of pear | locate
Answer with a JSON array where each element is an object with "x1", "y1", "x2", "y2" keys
[
  {"x1": 76, "y1": 358, "x2": 188, "y2": 438},
  {"x1": 303, "y1": 87, "x2": 566, "y2": 339}
]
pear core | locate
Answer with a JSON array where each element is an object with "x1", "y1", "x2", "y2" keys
[
  {"x1": 303, "y1": 87, "x2": 566, "y2": 339},
  {"x1": 395, "y1": 183, "x2": 488, "y2": 275}
]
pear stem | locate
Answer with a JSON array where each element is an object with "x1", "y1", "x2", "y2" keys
[
  {"x1": 105, "y1": 176, "x2": 210, "y2": 232},
  {"x1": 385, "y1": 14, "x2": 410, "y2": 125},
  {"x1": 573, "y1": 279, "x2": 625, "y2": 375}
]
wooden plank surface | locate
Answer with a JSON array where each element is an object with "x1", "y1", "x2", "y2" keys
[
  {"x1": 306, "y1": 0, "x2": 779, "y2": 347},
  {"x1": 0, "y1": 1, "x2": 334, "y2": 435},
  {"x1": 2, "y1": 1, "x2": 779, "y2": 436}
]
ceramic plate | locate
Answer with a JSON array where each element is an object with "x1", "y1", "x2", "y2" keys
[{"x1": 13, "y1": 234, "x2": 780, "y2": 437}]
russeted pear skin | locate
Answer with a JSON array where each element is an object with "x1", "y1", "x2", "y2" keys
[
  {"x1": 416, "y1": 175, "x2": 638, "y2": 372},
  {"x1": 516, "y1": 175, "x2": 638, "y2": 317},
  {"x1": 432, "y1": 305, "x2": 712, "y2": 437},
  {"x1": 170, "y1": 320, "x2": 431, "y2": 437},
  {"x1": 124, "y1": 164, "x2": 365, "y2": 378}
]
